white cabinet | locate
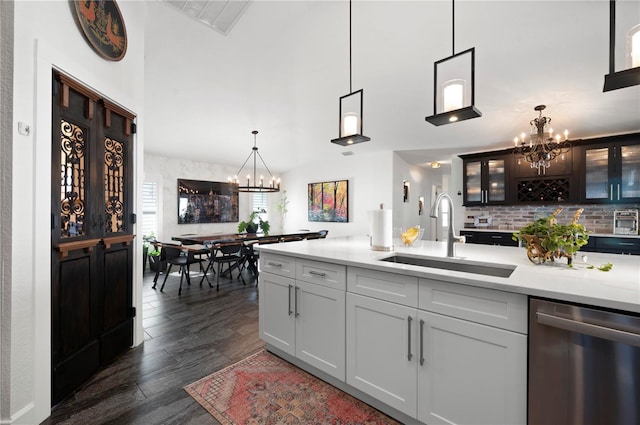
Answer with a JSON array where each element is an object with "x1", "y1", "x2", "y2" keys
[
  {"x1": 259, "y1": 272, "x2": 295, "y2": 355},
  {"x1": 259, "y1": 253, "x2": 346, "y2": 380},
  {"x1": 346, "y1": 271, "x2": 527, "y2": 425},
  {"x1": 417, "y1": 310, "x2": 527, "y2": 425},
  {"x1": 346, "y1": 292, "x2": 418, "y2": 416},
  {"x1": 295, "y1": 280, "x2": 345, "y2": 379},
  {"x1": 259, "y1": 251, "x2": 528, "y2": 425}
]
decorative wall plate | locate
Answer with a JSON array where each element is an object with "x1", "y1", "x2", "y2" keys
[{"x1": 73, "y1": 0, "x2": 127, "y2": 61}]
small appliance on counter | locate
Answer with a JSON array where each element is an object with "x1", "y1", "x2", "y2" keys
[
  {"x1": 474, "y1": 215, "x2": 493, "y2": 227},
  {"x1": 613, "y1": 209, "x2": 638, "y2": 235}
]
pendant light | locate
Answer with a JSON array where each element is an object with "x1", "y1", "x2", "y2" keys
[
  {"x1": 230, "y1": 131, "x2": 280, "y2": 193},
  {"x1": 331, "y1": 0, "x2": 370, "y2": 146},
  {"x1": 425, "y1": 0, "x2": 481, "y2": 126},
  {"x1": 603, "y1": 0, "x2": 640, "y2": 91}
]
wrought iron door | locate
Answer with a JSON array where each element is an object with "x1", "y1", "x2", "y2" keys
[{"x1": 51, "y1": 71, "x2": 136, "y2": 405}]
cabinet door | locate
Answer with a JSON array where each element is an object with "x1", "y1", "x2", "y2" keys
[
  {"x1": 464, "y1": 160, "x2": 482, "y2": 204},
  {"x1": 486, "y1": 159, "x2": 506, "y2": 203},
  {"x1": 583, "y1": 145, "x2": 612, "y2": 202},
  {"x1": 259, "y1": 273, "x2": 295, "y2": 355},
  {"x1": 417, "y1": 311, "x2": 527, "y2": 425},
  {"x1": 295, "y1": 281, "x2": 345, "y2": 380},
  {"x1": 346, "y1": 293, "x2": 417, "y2": 417},
  {"x1": 619, "y1": 144, "x2": 640, "y2": 200}
]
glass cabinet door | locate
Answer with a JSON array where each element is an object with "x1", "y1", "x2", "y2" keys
[
  {"x1": 465, "y1": 161, "x2": 482, "y2": 203},
  {"x1": 620, "y1": 144, "x2": 640, "y2": 200},
  {"x1": 487, "y1": 159, "x2": 506, "y2": 202},
  {"x1": 584, "y1": 147, "x2": 610, "y2": 200}
]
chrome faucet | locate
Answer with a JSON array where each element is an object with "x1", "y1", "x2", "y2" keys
[{"x1": 430, "y1": 192, "x2": 465, "y2": 257}]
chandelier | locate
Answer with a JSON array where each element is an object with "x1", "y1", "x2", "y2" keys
[
  {"x1": 513, "y1": 105, "x2": 570, "y2": 175},
  {"x1": 230, "y1": 131, "x2": 280, "y2": 193}
]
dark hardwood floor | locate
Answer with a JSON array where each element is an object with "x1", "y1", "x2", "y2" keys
[{"x1": 43, "y1": 266, "x2": 263, "y2": 425}]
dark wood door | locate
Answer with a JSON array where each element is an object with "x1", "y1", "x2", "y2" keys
[{"x1": 51, "y1": 71, "x2": 136, "y2": 405}]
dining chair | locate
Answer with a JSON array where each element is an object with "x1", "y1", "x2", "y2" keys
[
  {"x1": 210, "y1": 242, "x2": 247, "y2": 290},
  {"x1": 243, "y1": 237, "x2": 279, "y2": 282},
  {"x1": 153, "y1": 243, "x2": 205, "y2": 295}
]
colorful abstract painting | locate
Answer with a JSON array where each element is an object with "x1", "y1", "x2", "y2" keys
[{"x1": 308, "y1": 180, "x2": 348, "y2": 222}]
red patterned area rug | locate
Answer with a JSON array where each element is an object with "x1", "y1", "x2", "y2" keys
[{"x1": 184, "y1": 349, "x2": 401, "y2": 425}]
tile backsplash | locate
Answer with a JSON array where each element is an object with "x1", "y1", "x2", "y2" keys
[{"x1": 464, "y1": 204, "x2": 640, "y2": 234}]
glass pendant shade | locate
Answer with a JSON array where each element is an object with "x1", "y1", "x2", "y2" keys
[
  {"x1": 332, "y1": 89, "x2": 370, "y2": 146},
  {"x1": 426, "y1": 48, "x2": 481, "y2": 126},
  {"x1": 442, "y1": 79, "x2": 466, "y2": 112},
  {"x1": 604, "y1": 0, "x2": 640, "y2": 91}
]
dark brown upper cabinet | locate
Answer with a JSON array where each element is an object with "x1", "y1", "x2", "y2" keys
[
  {"x1": 577, "y1": 133, "x2": 640, "y2": 204},
  {"x1": 461, "y1": 132, "x2": 640, "y2": 206},
  {"x1": 461, "y1": 152, "x2": 511, "y2": 206}
]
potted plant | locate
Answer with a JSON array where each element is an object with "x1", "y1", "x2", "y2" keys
[
  {"x1": 513, "y1": 208, "x2": 589, "y2": 266},
  {"x1": 276, "y1": 190, "x2": 289, "y2": 233},
  {"x1": 238, "y1": 209, "x2": 270, "y2": 235}
]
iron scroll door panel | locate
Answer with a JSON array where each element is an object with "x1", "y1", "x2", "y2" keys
[{"x1": 51, "y1": 70, "x2": 135, "y2": 405}]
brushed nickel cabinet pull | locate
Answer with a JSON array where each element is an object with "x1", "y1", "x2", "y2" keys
[
  {"x1": 407, "y1": 316, "x2": 413, "y2": 361},
  {"x1": 419, "y1": 319, "x2": 425, "y2": 366},
  {"x1": 294, "y1": 286, "x2": 300, "y2": 317},
  {"x1": 308, "y1": 270, "x2": 326, "y2": 277},
  {"x1": 288, "y1": 284, "x2": 293, "y2": 316}
]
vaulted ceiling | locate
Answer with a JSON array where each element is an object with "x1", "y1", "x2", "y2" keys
[{"x1": 143, "y1": 1, "x2": 640, "y2": 174}]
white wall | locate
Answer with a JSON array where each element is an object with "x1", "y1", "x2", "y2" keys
[
  {"x1": 11, "y1": 1, "x2": 146, "y2": 422},
  {"x1": 280, "y1": 151, "x2": 394, "y2": 238},
  {"x1": 392, "y1": 153, "x2": 429, "y2": 235}
]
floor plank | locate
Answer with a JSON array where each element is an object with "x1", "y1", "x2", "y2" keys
[{"x1": 43, "y1": 268, "x2": 262, "y2": 425}]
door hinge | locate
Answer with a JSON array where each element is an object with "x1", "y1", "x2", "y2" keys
[
  {"x1": 130, "y1": 213, "x2": 136, "y2": 224},
  {"x1": 129, "y1": 306, "x2": 136, "y2": 318},
  {"x1": 131, "y1": 122, "x2": 137, "y2": 134}
]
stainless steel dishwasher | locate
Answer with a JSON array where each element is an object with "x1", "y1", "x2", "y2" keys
[{"x1": 529, "y1": 298, "x2": 640, "y2": 425}]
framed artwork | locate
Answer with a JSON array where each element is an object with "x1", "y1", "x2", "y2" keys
[
  {"x1": 308, "y1": 180, "x2": 348, "y2": 222},
  {"x1": 73, "y1": 0, "x2": 128, "y2": 61},
  {"x1": 177, "y1": 179, "x2": 238, "y2": 224}
]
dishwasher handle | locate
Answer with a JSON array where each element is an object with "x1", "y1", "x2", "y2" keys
[{"x1": 537, "y1": 311, "x2": 640, "y2": 348}]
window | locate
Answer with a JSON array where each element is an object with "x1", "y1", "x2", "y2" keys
[
  {"x1": 142, "y1": 181, "x2": 158, "y2": 238},
  {"x1": 253, "y1": 192, "x2": 268, "y2": 220}
]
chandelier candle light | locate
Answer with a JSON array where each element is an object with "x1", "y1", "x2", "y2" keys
[
  {"x1": 229, "y1": 130, "x2": 280, "y2": 193},
  {"x1": 513, "y1": 105, "x2": 570, "y2": 175}
]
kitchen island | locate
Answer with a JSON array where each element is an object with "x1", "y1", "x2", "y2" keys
[
  {"x1": 259, "y1": 236, "x2": 639, "y2": 312},
  {"x1": 257, "y1": 237, "x2": 640, "y2": 425}
]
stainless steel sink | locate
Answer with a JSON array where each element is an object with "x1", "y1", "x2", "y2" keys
[{"x1": 379, "y1": 254, "x2": 516, "y2": 278}]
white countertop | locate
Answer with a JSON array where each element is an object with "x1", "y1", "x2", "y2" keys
[{"x1": 258, "y1": 236, "x2": 640, "y2": 313}]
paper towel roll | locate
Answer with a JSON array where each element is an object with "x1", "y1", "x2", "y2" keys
[{"x1": 369, "y1": 207, "x2": 393, "y2": 251}]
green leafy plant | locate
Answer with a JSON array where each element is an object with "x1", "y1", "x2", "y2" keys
[
  {"x1": 143, "y1": 233, "x2": 160, "y2": 256},
  {"x1": 513, "y1": 208, "x2": 591, "y2": 266},
  {"x1": 238, "y1": 209, "x2": 270, "y2": 235}
]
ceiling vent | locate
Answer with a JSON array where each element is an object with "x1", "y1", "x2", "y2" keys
[{"x1": 164, "y1": 0, "x2": 252, "y2": 36}]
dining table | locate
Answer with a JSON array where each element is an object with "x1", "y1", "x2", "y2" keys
[
  {"x1": 171, "y1": 231, "x2": 318, "y2": 245},
  {"x1": 171, "y1": 231, "x2": 322, "y2": 282}
]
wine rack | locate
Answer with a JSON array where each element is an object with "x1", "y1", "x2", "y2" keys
[{"x1": 517, "y1": 178, "x2": 570, "y2": 202}]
